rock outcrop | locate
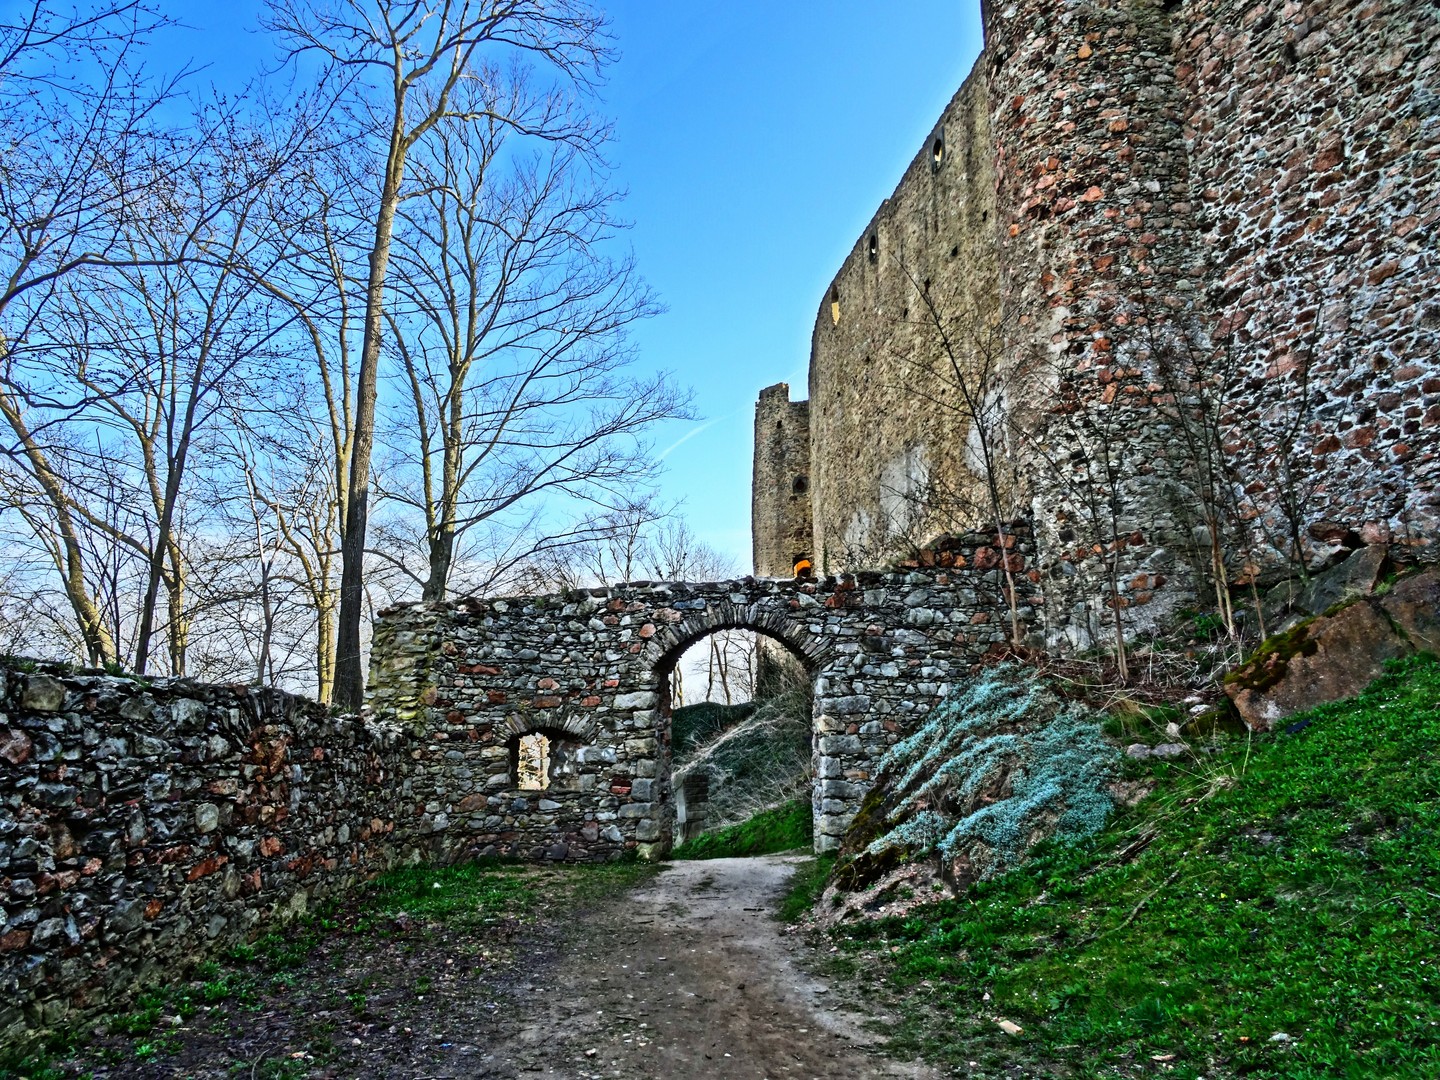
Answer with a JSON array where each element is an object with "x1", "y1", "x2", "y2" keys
[{"x1": 1226, "y1": 559, "x2": 1439, "y2": 730}]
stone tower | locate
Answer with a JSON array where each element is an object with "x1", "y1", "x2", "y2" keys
[
  {"x1": 983, "y1": 0, "x2": 1204, "y2": 645},
  {"x1": 752, "y1": 383, "x2": 813, "y2": 577}
]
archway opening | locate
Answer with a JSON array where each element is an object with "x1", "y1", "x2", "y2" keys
[{"x1": 655, "y1": 626, "x2": 815, "y2": 851}]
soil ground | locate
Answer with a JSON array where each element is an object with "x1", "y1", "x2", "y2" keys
[
  {"x1": 484, "y1": 855, "x2": 939, "y2": 1080},
  {"x1": 45, "y1": 855, "x2": 939, "y2": 1080}
]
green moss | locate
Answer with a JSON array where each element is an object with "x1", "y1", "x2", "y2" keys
[
  {"x1": 832, "y1": 841, "x2": 905, "y2": 893},
  {"x1": 1223, "y1": 613, "x2": 1322, "y2": 695},
  {"x1": 839, "y1": 785, "x2": 889, "y2": 851}
]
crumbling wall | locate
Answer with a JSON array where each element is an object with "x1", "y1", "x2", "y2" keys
[
  {"x1": 368, "y1": 530, "x2": 1043, "y2": 860},
  {"x1": 0, "y1": 666, "x2": 417, "y2": 1043}
]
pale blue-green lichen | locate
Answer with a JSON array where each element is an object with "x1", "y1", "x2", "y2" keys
[{"x1": 865, "y1": 665, "x2": 1118, "y2": 878}]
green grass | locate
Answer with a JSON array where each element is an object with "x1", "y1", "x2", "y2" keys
[
  {"x1": 778, "y1": 854, "x2": 836, "y2": 921},
  {"x1": 827, "y1": 655, "x2": 1440, "y2": 1079},
  {"x1": 357, "y1": 858, "x2": 538, "y2": 927},
  {"x1": 673, "y1": 798, "x2": 812, "y2": 859}
]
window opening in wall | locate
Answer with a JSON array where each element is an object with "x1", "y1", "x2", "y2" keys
[
  {"x1": 510, "y1": 728, "x2": 584, "y2": 791},
  {"x1": 950, "y1": 245, "x2": 960, "y2": 258},
  {"x1": 792, "y1": 474, "x2": 808, "y2": 495},
  {"x1": 516, "y1": 733, "x2": 550, "y2": 790},
  {"x1": 931, "y1": 133, "x2": 946, "y2": 171},
  {"x1": 830, "y1": 285, "x2": 841, "y2": 325},
  {"x1": 868, "y1": 233, "x2": 879, "y2": 263}
]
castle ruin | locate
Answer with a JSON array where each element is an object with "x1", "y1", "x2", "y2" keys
[{"x1": 753, "y1": 0, "x2": 1439, "y2": 649}]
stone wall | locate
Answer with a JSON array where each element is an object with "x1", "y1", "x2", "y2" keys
[
  {"x1": 806, "y1": 68, "x2": 1002, "y2": 573},
  {"x1": 753, "y1": 0, "x2": 1440, "y2": 638},
  {"x1": 1176, "y1": 0, "x2": 1440, "y2": 551},
  {"x1": 368, "y1": 525, "x2": 1042, "y2": 861},
  {"x1": 0, "y1": 666, "x2": 417, "y2": 1043}
]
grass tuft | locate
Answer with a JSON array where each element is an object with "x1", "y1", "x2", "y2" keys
[{"x1": 778, "y1": 855, "x2": 836, "y2": 922}]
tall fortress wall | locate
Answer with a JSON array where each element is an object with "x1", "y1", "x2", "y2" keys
[{"x1": 754, "y1": 0, "x2": 1439, "y2": 648}]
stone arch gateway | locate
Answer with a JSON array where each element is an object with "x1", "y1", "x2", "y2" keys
[{"x1": 367, "y1": 526, "x2": 1040, "y2": 862}]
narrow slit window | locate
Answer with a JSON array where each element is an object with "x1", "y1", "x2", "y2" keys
[{"x1": 516, "y1": 733, "x2": 551, "y2": 790}]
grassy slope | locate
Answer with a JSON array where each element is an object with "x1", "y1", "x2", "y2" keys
[
  {"x1": 826, "y1": 655, "x2": 1440, "y2": 1079},
  {"x1": 671, "y1": 679, "x2": 813, "y2": 834},
  {"x1": 671, "y1": 700, "x2": 757, "y2": 757},
  {"x1": 673, "y1": 798, "x2": 811, "y2": 860}
]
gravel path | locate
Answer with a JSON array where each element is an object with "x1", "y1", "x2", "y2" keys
[{"x1": 474, "y1": 854, "x2": 940, "y2": 1079}]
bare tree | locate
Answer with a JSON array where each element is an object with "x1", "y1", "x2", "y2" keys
[
  {"x1": 0, "y1": 1, "x2": 191, "y2": 665},
  {"x1": 380, "y1": 71, "x2": 682, "y2": 602},
  {"x1": 2, "y1": 103, "x2": 315, "y2": 675},
  {"x1": 516, "y1": 498, "x2": 671, "y2": 591},
  {"x1": 264, "y1": 0, "x2": 615, "y2": 710}
]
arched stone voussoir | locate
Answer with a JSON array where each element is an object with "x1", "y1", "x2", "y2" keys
[
  {"x1": 500, "y1": 710, "x2": 599, "y2": 743},
  {"x1": 643, "y1": 600, "x2": 833, "y2": 673}
]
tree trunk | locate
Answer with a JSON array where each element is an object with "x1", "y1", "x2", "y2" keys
[
  {"x1": 1107, "y1": 559, "x2": 1129, "y2": 684},
  {"x1": 333, "y1": 137, "x2": 408, "y2": 713},
  {"x1": 316, "y1": 592, "x2": 336, "y2": 704},
  {"x1": 166, "y1": 568, "x2": 188, "y2": 677},
  {"x1": 422, "y1": 529, "x2": 454, "y2": 603},
  {"x1": 0, "y1": 390, "x2": 118, "y2": 666}
]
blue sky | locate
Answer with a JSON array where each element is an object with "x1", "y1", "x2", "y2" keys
[{"x1": 161, "y1": 1, "x2": 986, "y2": 571}]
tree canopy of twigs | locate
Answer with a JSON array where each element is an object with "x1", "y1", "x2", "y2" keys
[{"x1": 0, "y1": 1, "x2": 690, "y2": 704}]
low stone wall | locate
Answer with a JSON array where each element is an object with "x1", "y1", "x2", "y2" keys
[
  {"x1": 369, "y1": 524, "x2": 1044, "y2": 861},
  {"x1": 0, "y1": 665, "x2": 418, "y2": 1044}
]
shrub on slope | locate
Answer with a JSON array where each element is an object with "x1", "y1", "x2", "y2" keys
[{"x1": 830, "y1": 664, "x2": 1119, "y2": 913}]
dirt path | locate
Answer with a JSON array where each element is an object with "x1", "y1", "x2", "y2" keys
[
  {"x1": 48, "y1": 856, "x2": 939, "y2": 1079},
  {"x1": 478, "y1": 855, "x2": 939, "y2": 1080}
]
